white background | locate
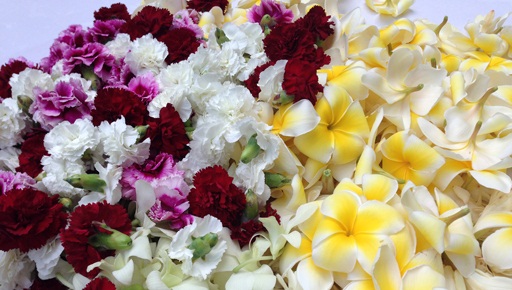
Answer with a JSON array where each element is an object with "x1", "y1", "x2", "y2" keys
[{"x1": 0, "y1": 0, "x2": 511, "y2": 65}]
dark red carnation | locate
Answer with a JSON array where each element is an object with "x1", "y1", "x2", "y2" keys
[
  {"x1": 299, "y1": 6, "x2": 334, "y2": 41},
  {"x1": 158, "y1": 28, "x2": 201, "y2": 64},
  {"x1": 94, "y1": 3, "x2": 130, "y2": 22},
  {"x1": 147, "y1": 104, "x2": 190, "y2": 160},
  {"x1": 260, "y1": 201, "x2": 281, "y2": 223},
  {"x1": 120, "y1": 6, "x2": 173, "y2": 40},
  {"x1": 16, "y1": 129, "x2": 49, "y2": 178},
  {"x1": 244, "y1": 61, "x2": 274, "y2": 98},
  {"x1": 91, "y1": 87, "x2": 149, "y2": 126},
  {"x1": 27, "y1": 277, "x2": 68, "y2": 290},
  {"x1": 188, "y1": 166, "x2": 246, "y2": 230},
  {"x1": 282, "y1": 59, "x2": 324, "y2": 105},
  {"x1": 84, "y1": 277, "x2": 116, "y2": 290},
  {"x1": 0, "y1": 188, "x2": 67, "y2": 253},
  {"x1": 60, "y1": 202, "x2": 132, "y2": 278},
  {"x1": 231, "y1": 219, "x2": 264, "y2": 248},
  {"x1": 0, "y1": 59, "x2": 32, "y2": 100},
  {"x1": 187, "y1": 0, "x2": 229, "y2": 12}
]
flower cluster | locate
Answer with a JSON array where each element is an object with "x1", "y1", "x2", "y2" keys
[{"x1": 1, "y1": 0, "x2": 512, "y2": 289}]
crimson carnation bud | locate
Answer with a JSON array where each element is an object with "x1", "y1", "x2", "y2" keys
[
  {"x1": 65, "y1": 173, "x2": 107, "y2": 192},
  {"x1": 88, "y1": 223, "x2": 132, "y2": 250}
]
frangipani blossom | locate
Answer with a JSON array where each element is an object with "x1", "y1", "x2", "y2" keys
[
  {"x1": 380, "y1": 131, "x2": 445, "y2": 187},
  {"x1": 474, "y1": 211, "x2": 512, "y2": 272},
  {"x1": 365, "y1": 0, "x2": 414, "y2": 17},
  {"x1": 271, "y1": 100, "x2": 320, "y2": 137},
  {"x1": 311, "y1": 190, "x2": 404, "y2": 274},
  {"x1": 362, "y1": 48, "x2": 446, "y2": 130},
  {"x1": 294, "y1": 86, "x2": 369, "y2": 165}
]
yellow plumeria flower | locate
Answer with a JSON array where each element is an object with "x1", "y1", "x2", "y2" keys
[
  {"x1": 335, "y1": 173, "x2": 399, "y2": 203},
  {"x1": 460, "y1": 51, "x2": 512, "y2": 74},
  {"x1": 474, "y1": 211, "x2": 512, "y2": 272},
  {"x1": 311, "y1": 190, "x2": 404, "y2": 274},
  {"x1": 271, "y1": 100, "x2": 320, "y2": 138},
  {"x1": 465, "y1": 10, "x2": 510, "y2": 57},
  {"x1": 365, "y1": 0, "x2": 414, "y2": 17},
  {"x1": 294, "y1": 86, "x2": 369, "y2": 165},
  {"x1": 318, "y1": 61, "x2": 369, "y2": 101},
  {"x1": 380, "y1": 131, "x2": 445, "y2": 187}
]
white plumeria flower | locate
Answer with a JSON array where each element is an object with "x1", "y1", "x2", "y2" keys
[
  {"x1": 365, "y1": 0, "x2": 414, "y2": 17},
  {"x1": 168, "y1": 215, "x2": 227, "y2": 280}
]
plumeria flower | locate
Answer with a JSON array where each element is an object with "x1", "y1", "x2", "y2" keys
[
  {"x1": 380, "y1": 130, "x2": 445, "y2": 187},
  {"x1": 271, "y1": 99, "x2": 320, "y2": 138},
  {"x1": 474, "y1": 210, "x2": 512, "y2": 272},
  {"x1": 311, "y1": 189, "x2": 404, "y2": 274},
  {"x1": 362, "y1": 47, "x2": 446, "y2": 130},
  {"x1": 365, "y1": 0, "x2": 414, "y2": 17},
  {"x1": 168, "y1": 215, "x2": 227, "y2": 280},
  {"x1": 294, "y1": 86, "x2": 369, "y2": 165},
  {"x1": 465, "y1": 11, "x2": 510, "y2": 57}
]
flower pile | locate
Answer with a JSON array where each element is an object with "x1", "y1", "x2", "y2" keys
[{"x1": 1, "y1": 0, "x2": 512, "y2": 289}]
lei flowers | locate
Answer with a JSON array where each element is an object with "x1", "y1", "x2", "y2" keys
[{"x1": 2, "y1": 0, "x2": 512, "y2": 289}]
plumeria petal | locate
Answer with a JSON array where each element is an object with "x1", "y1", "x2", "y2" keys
[
  {"x1": 312, "y1": 231, "x2": 358, "y2": 273},
  {"x1": 482, "y1": 228, "x2": 512, "y2": 269}
]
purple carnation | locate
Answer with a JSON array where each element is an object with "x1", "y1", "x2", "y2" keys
[
  {"x1": 63, "y1": 42, "x2": 116, "y2": 82},
  {"x1": 0, "y1": 170, "x2": 35, "y2": 195},
  {"x1": 247, "y1": 0, "x2": 294, "y2": 28},
  {"x1": 121, "y1": 153, "x2": 188, "y2": 200},
  {"x1": 128, "y1": 72, "x2": 159, "y2": 103},
  {"x1": 30, "y1": 78, "x2": 94, "y2": 130},
  {"x1": 105, "y1": 58, "x2": 133, "y2": 86},
  {"x1": 148, "y1": 184, "x2": 194, "y2": 230},
  {"x1": 87, "y1": 19, "x2": 125, "y2": 44}
]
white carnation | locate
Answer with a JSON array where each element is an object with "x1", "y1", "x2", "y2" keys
[
  {"x1": 148, "y1": 89, "x2": 192, "y2": 121},
  {"x1": 257, "y1": 60, "x2": 287, "y2": 102},
  {"x1": 125, "y1": 34, "x2": 168, "y2": 76},
  {"x1": 9, "y1": 68, "x2": 53, "y2": 101},
  {"x1": 44, "y1": 118, "x2": 99, "y2": 161},
  {"x1": 27, "y1": 237, "x2": 64, "y2": 280},
  {"x1": 0, "y1": 249, "x2": 35, "y2": 290},
  {"x1": 0, "y1": 98, "x2": 27, "y2": 149},
  {"x1": 106, "y1": 33, "x2": 132, "y2": 59},
  {"x1": 98, "y1": 117, "x2": 150, "y2": 167},
  {"x1": 0, "y1": 147, "x2": 21, "y2": 171},
  {"x1": 168, "y1": 215, "x2": 227, "y2": 280},
  {"x1": 39, "y1": 156, "x2": 86, "y2": 197}
]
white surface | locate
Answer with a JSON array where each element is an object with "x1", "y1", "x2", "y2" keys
[{"x1": 0, "y1": 0, "x2": 511, "y2": 65}]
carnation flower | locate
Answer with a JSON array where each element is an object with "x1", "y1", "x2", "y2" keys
[
  {"x1": 91, "y1": 87, "x2": 150, "y2": 127},
  {"x1": 187, "y1": 0, "x2": 229, "y2": 12},
  {"x1": 173, "y1": 9, "x2": 203, "y2": 38},
  {"x1": 120, "y1": 6, "x2": 174, "y2": 41},
  {"x1": 105, "y1": 33, "x2": 132, "y2": 59},
  {"x1": 282, "y1": 59, "x2": 324, "y2": 105},
  {"x1": 0, "y1": 147, "x2": 21, "y2": 172},
  {"x1": 44, "y1": 118, "x2": 99, "y2": 162},
  {"x1": 298, "y1": 5, "x2": 335, "y2": 42},
  {"x1": 247, "y1": 0, "x2": 294, "y2": 28},
  {"x1": 98, "y1": 116, "x2": 150, "y2": 167},
  {"x1": 30, "y1": 77, "x2": 95, "y2": 130},
  {"x1": 121, "y1": 152, "x2": 188, "y2": 200},
  {"x1": 27, "y1": 237, "x2": 64, "y2": 280},
  {"x1": 159, "y1": 27, "x2": 201, "y2": 64},
  {"x1": 88, "y1": 19, "x2": 125, "y2": 44},
  {"x1": 0, "y1": 170, "x2": 34, "y2": 195},
  {"x1": 0, "y1": 98, "x2": 26, "y2": 149},
  {"x1": 0, "y1": 188, "x2": 67, "y2": 253},
  {"x1": 0, "y1": 58, "x2": 34, "y2": 100},
  {"x1": 94, "y1": 3, "x2": 131, "y2": 22},
  {"x1": 168, "y1": 215, "x2": 227, "y2": 280},
  {"x1": 187, "y1": 165, "x2": 246, "y2": 230},
  {"x1": 60, "y1": 201, "x2": 132, "y2": 278},
  {"x1": 127, "y1": 72, "x2": 160, "y2": 103},
  {"x1": 124, "y1": 34, "x2": 168, "y2": 76},
  {"x1": 16, "y1": 129, "x2": 48, "y2": 177},
  {"x1": 147, "y1": 103, "x2": 190, "y2": 160},
  {"x1": 9, "y1": 68, "x2": 53, "y2": 101},
  {"x1": 148, "y1": 185, "x2": 194, "y2": 229},
  {"x1": 84, "y1": 277, "x2": 116, "y2": 290},
  {"x1": 63, "y1": 42, "x2": 116, "y2": 82},
  {"x1": 0, "y1": 249, "x2": 35, "y2": 290}
]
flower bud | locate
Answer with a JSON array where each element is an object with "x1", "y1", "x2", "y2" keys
[
  {"x1": 17, "y1": 95, "x2": 33, "y2": 115},
  {"x1": 65, "y1": 174, "x2": 107, "y2": 192},
  {"x1": 59, "y1": 197, "x2": 73, "y2": 209},
  {"x1": 240, "y1": 134, "x2": 261, "y2": 163},
  {"x1": 188, "y1": 233, "x2": 219, "y2": 261},
  {"x1": 135, "y1": 125, "x2": 149, "y2": 143},
  {"x1": 88, "y1": 224, "x2": 132, "y2": 250},
  {"x1": 243, "y1": 189, "x2": 259, "y2": 221},
  {"x1": 264, "y1": 172, "x2": 291, "y2": 188}
]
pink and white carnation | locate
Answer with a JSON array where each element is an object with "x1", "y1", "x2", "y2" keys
[
  {"x1": 0, "y1": 170, "x2": 34, "y2": 195},
  {"x1": 247, "y1": 0, "x2": 294, "y2": 28},
  {"x1": 63, "y1": 43, "x2": 116, "y2": 81},
  {"x1": 30, "y1": 76, "x2": 95, "y2": 130},
  {"x1": 127, "y1": 72, "x2": 160, "y2": 103},
  {"x1": 173, "y1": 9, "x2": 203, "y2": 39},
  {"x1": 121, "y1": 152, "x2": 187, "y2": 199},
  {"x1": 148, "y1": 185, "x2": 194, "y2": 230}
]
